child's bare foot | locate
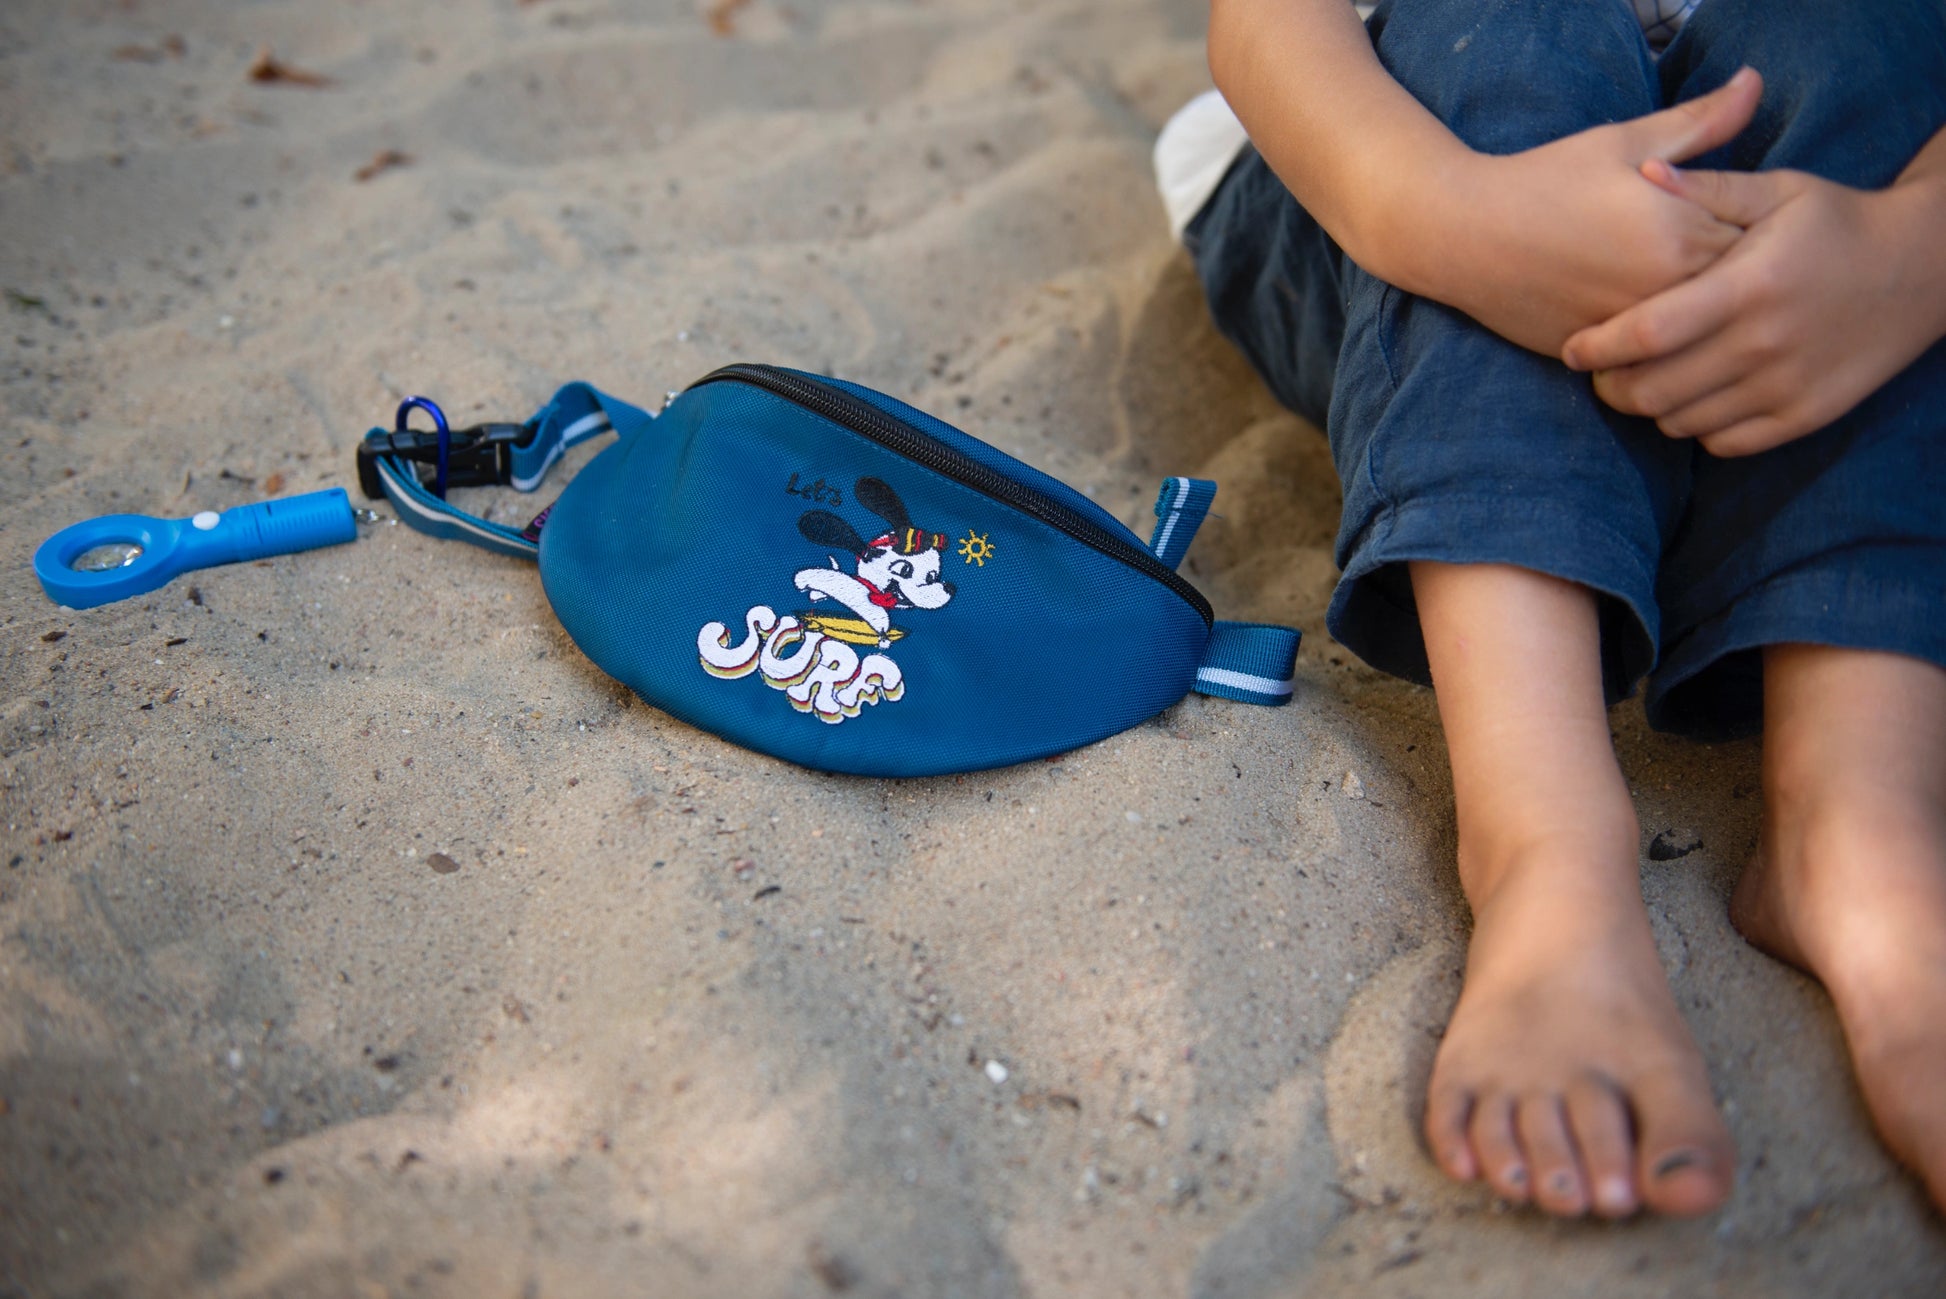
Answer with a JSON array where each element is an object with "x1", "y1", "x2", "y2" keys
[
  {"x1": 1426, "y1": 842, "x2": 1734, "y2": 1217},
  {"x1": 1410, "y1": 562, "x2": 1734, "y2": 1218},
  {"x1": 1730, "y1": 645, "x2": 1946, "y2": 1212}
]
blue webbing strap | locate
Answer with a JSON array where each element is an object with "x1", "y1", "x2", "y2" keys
[
  {"x1": 372, "y1": 382, "x2": 649, "y2": 562},
  {"x1": 1194, "y1": 621, "x2": 1301, "y2": 706},
  {"x1": 373, "y1": 456, "x2": 539, "y2": 559},
  {"x1": 1148, "y1": 476, "x2": 1217, "y2": 570}
]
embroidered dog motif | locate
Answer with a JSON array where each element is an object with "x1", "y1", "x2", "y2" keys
[
  {"x1": 698, "y1": 477, "x2": 961, "y2": 724},
  {"x1": 792, "y1": 476, "x2": 956, "y2": 644}
]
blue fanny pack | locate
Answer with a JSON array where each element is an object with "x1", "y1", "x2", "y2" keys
[{"x1": 358, "y1": 364, "x2": 1300, "y2": 777}]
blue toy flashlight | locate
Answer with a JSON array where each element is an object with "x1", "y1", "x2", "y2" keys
[{"x1": 34, "y1": 488, "x2": 359, "y2": 609}]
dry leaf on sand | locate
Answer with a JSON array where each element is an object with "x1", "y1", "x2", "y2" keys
[
  {"x1": 247, "y1": 46, "x2": 333, "y2": 87},
  {"x1": 353, "y1": 149, "x2": 413, "y2": 182}
]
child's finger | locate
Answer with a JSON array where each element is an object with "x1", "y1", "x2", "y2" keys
[
  {"x1": 1641, "y1": 160, "x2": 1797, "y2": 230},
  {"x1": 1629, "y1": 66, "x2": 1762, "y2": 166},
  {"x1": 1563, "y1": 272, "x2": 1738, "y2": 372},
  {"x1": 1697, "y1": 412, "x2": 1796, "y2": 458},
  {"x1": 1653, "y1": 369, "x2": 1779, "y2": 440},
  {"x1": 1590, "y1": 342, "x2": 1743, "y2": 423}
]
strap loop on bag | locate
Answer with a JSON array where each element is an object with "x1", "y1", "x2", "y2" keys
[
  {"x1": 1149, "y1": 478, "x2": 1301, "y2": 706},
  {"x1": 362, "y1": 382, "x2": 650, "y2": 562},
  {"x1": 1194, "y1": 621, "x2": 1300, "y2": 706},
  {"x1": 1149, "y1": 476, "x2": 1217, "y2": 570}
]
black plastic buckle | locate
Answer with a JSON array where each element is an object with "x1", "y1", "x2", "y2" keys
[{"x1": 357, "y1": 400, "x2": 534, "y2": 502}]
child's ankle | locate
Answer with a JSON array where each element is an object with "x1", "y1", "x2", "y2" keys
[{"x1": 1456, "y1": 799, "x2": 1640, "y2": 910}]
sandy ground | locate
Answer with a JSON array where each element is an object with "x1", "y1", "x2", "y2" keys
[{"x1": 2, "y1": 1, "x2": 1943, "y2": 1295}]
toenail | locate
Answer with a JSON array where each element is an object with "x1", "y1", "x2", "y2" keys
[
  {"x1": 1549, "y1": 1172, "x2": 1575, "y2": 1195},
  {"x1": 1505, "y1": 1166, "x2": 1527, "y2": 1188},
  {"x1": 1597, "y1": 1176, "x2": 1634, "y2": 1210},
  {"x1": 1653, "y1": 1150, "x2": 1704, "y2": 1179}
]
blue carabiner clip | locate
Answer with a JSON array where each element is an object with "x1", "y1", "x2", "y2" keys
[{"x1": 395, "y1": 396, "x2": 452, "y2": 499}]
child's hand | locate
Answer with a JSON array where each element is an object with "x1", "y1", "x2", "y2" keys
[
  {"x1": 1562, "y1": 159, "x2": 1946, "y2": 456},
  {"x1": 1414, "y1": 70, "x2": 1764, "y2": 357}
]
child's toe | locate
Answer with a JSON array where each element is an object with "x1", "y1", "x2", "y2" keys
[
  {"x1": 1469, "y1": 1094, "x2": 1530, "y2": 1202},
  {"x1": 1565, "y1": 1074, "x2": 1639, "y2": 1217},
  {"x1": 1630, "y1": 1068, "x2": 1734, "y2": 1217},
  {"x1": 1423, "y1": 1080, "x2": 1479, "y2": 1180},
  {"x1": 1515, "y1": 1094, "x2": 1590, "y2": 1216}
]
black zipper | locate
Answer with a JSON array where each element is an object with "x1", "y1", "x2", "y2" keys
[{"x1": 688, "y1": 363, "x2": 1214, "y2": 625}]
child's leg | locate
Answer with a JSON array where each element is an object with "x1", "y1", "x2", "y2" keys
[
  {"x1": 1338, "y1": 0, "x2": 1730, "y2": 1217},
  {"x1": 1183, "y1": 0, "x2": 1729, "y2": 1217},
  {"x1": 1732, "y1": 648, "x2": 1946, "y2": 1209},
  {"x1": 1413, "y1": 562, "x2": 1731, "y2": 1217},
  {"x1": 1646, "y1": 0, "x2": 1946, "y2": 1212}
]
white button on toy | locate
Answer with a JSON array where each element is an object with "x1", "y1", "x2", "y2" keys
[{"x1": 192, "y1": 511, "x2": 221, "y2": 531}]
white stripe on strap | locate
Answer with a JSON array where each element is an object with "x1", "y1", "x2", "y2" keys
[
  {"x1": 1195, "y1": 666, "x2": 1294, "y2": 697},
  {"x1": 561, "y1": 410, "x2": 611, "y2": 442},
  {"x1": 378, "y1": 461, "x2": 534, "y2": 554},
  {"x1": 510, "y1": 412, "x2": 611, "y2": 492}
]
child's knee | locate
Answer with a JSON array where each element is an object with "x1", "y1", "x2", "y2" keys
[
  {"x1": 1668, "y1": 0, "x2": 1946, "y2": 184},
  {"x1": 1369, "y1": 0, "x2": 1658, "y2": 154}
]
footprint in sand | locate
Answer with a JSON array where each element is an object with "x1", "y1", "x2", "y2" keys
[{"x1": 1320, "y1": 936, "x2": 1466, "y2": 1211}]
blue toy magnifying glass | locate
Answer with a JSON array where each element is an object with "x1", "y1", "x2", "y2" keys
[{"x1": 34, "y1": 488, "x2": 359, "y2": 609}]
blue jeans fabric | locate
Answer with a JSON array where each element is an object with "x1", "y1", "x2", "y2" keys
[{"x1": 1187, "y1": 0, "x2": 1946, "y2": 737}]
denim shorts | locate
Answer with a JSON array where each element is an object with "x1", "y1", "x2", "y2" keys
[{"x1": 1187, "y1": 0, "x2": 1946, "y2": 737}]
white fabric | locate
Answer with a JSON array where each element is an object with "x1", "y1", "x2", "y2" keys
[{"x1": 1153, "y1": 89, "x2": 1251, "y2": 241}]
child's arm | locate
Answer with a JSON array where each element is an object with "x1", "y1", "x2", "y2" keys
[
  {"x1": 1207, "y1": 0, "x2": 1762, "y2": 355},
  {"x1": 1562, "y1": 126, "x2": 1946, "y2": 457}
]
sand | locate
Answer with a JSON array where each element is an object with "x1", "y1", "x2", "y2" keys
[{"x1": 2, "y1": 1, "x2": 1943, "y2": 1295}]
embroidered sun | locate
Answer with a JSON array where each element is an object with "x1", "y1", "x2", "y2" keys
[{"x1": 957, "y1": 530, "x2": 995, "y2": 567}]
